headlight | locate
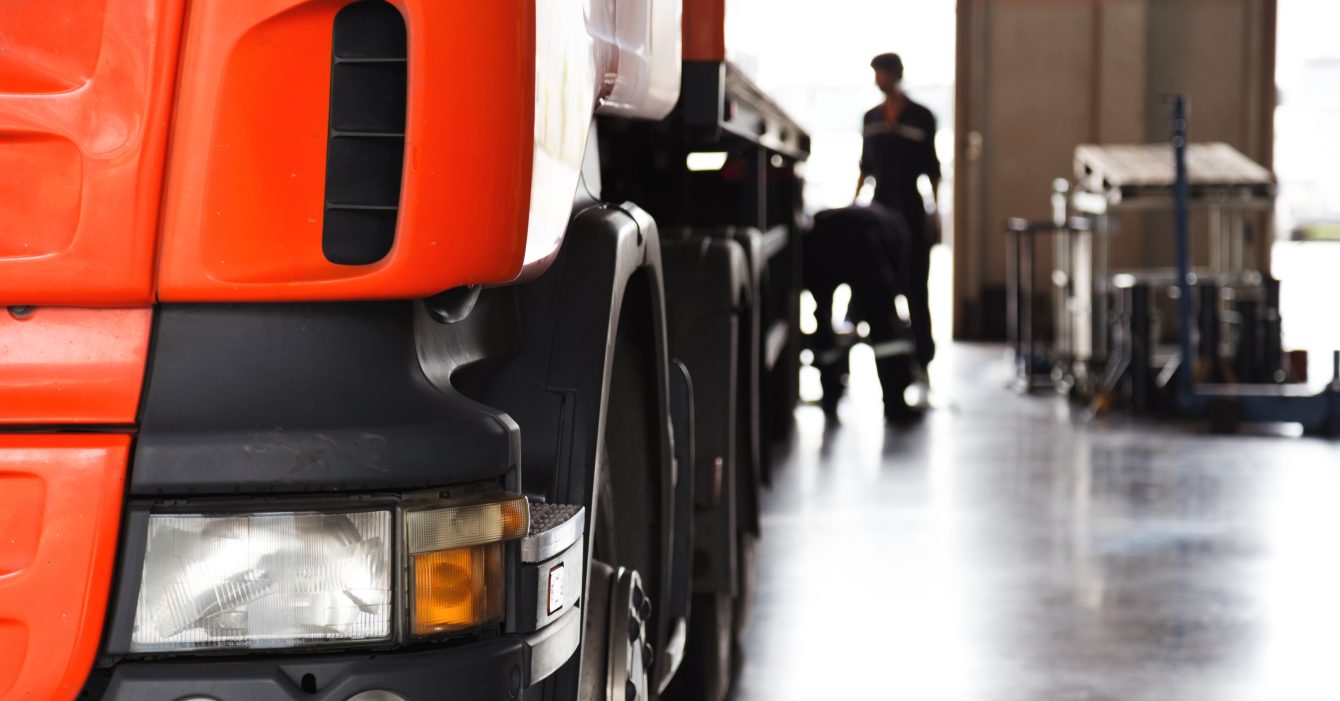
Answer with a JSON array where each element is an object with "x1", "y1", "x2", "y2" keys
[{"x1": 131, "y1": 510, "x2": 393, "y2": 652}]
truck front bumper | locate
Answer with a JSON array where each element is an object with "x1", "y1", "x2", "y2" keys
[{"x1": 91, "y1": 602, "x2": 581, "y2": 701}]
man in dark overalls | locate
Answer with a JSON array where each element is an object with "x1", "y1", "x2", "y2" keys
[
  {"x1": 857, "y1": 52, "x2": 941, "y2": 371},
  {"x1": 805, "y1": 204, "x2": 921, "y2": 423}
]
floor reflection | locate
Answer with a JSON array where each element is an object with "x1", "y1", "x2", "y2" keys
[{"x1": 733, "y1": 343, "x2": 1340, "y2": 700}]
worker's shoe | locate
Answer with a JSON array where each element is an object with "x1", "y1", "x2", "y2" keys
[
  {"x1": 906, "y1": 365, "x2": 933, "y2": 411},
  {"x1": 816, "y1": 346, "x2": 848, "y2": 418},
  {"x1": 877, "y1": 355, "x2": 922, "y2": 425},
  {"x1": 820, "y1": 370, "x2": 845, "y2": 418},
  {"x1": 884, "y1": 400, "x2": 924, "y2": 425},
  {"x1": 916, "y1": 340, "x2": 936, "y2": 371}
]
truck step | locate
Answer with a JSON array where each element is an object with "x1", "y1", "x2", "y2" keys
[{"x1": 523, "y1": 503, "x2": 586, "y2": 563}]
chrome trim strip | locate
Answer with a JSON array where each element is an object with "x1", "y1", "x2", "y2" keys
[
  {"x1": 521, "y1": 506, "x2": 586, "y2": 563},
  {"x1": 525, "y1": 604, "x2": 582, "y2": 685},
  {"x1": 531, "y1": 540, "x2": 584, "y2": 630}
]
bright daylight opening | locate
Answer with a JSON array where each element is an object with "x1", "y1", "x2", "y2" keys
[
  {"x1": 1273, "y1": 0, "x2": 1340, "y2": 387},
  {"x1": 726, "y1": 0, "x2": 957, "y2": 350}
]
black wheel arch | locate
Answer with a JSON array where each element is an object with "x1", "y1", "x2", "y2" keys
[{"x1": 422, "y1": 202, "x2": 688, "y2": 696}]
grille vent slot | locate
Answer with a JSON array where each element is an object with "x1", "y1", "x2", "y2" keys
[{"x1": 322, "y1": 0, "x2": 407, "y2": 266}]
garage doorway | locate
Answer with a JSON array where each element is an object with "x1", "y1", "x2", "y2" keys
[{"x1": 725, "y1": 0, "x2": 959, "y2": 358}]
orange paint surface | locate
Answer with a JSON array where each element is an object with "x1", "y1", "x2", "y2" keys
[
  {"x1": 0, "y1": 434, "x2": 129, "y2": 701},
  {"x1": 157, "y1": 0, "x2": 536, "y2": 301},
  {"x1": 683, "y1": 0, "x2": 726, "y2": 62},
  {"x1": 0, "y1": 0, "x2": 185, "y2": 305},
  {"x1": 0, "y1": 308, "x2": 152, "y2": 425}
]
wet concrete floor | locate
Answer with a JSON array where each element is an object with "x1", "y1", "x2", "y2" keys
[{"x1": 734, "y1": 343, "x2": 1340, "y2": 700}]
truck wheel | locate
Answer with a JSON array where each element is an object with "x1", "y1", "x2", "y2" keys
[
  {"x1": 667, "y1": 591, "x2": 735, "y2": 701},
  {"x1": 665, "y1": 530, "x2": 753, "y2": 701},
  {"x1": 732, "y1": 531, "x2": 757, "y2": 668},
  {"x1": 582, "y1": 313, "x2": 668, "y2": 701},
  {"x1": 666, "y1": 344, "x2": 760, "y2": 701},
  {"x1": 666, "y1": 447, "x2": 756, "y2": 701}
]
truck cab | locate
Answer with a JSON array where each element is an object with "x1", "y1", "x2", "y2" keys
[{"x1": 0, "y1": 1, "x2": 806, "y2": 699}]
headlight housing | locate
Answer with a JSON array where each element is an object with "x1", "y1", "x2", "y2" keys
[
  {"x1": 127, "y1": 490, "x2": 531, "y2": 653},
  {"x1": 131, "y1": 510, "x2": 393, "y2": 652}
]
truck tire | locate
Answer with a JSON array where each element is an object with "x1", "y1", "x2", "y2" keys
[
  {"x1": 664, "y1": 417, "x2": 757, "y2": 701},
  {"x1": 664, "y1": 530, "x2": 754, "y2": 701},
  {"x1": 580, "y1": 292, "x2": 669, "y2": 701},
  {"x1": 669, "y1": 591, "x2": 735, "y2": 701}
]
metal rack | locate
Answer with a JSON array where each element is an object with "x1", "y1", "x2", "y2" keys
[
  {"x1": 1002, "y1": 216, "x2": 1092, "y2": 393},
  {"x1": 1067, "y1": 141, "x2": 1276, "y2": 397}
]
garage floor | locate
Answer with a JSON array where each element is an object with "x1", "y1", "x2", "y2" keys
[{"x1": 734, "y1": 343, "x2": 1340, "y2": 700}]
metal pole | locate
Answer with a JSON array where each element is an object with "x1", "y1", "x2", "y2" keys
[
  {"x1": 1209, "y1": 205, "x2": 1222, "y2": 274},
  {"x1": 1024, "y1": 230, "x2": 1035, "y2": 390},
  {"x1": 1007, "y1": 229, "x2": 1019, "y2": 372},
  {"x1": 1172, "y1": 95, "x2": 1195, "y2": 408}
]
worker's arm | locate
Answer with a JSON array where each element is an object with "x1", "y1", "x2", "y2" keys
[
  {"x1": 926, "y1": 114, "x2": 943, "y2": 208},
  {"x1": 857, "y1": 113, "x2": 873, "y2": 203}
]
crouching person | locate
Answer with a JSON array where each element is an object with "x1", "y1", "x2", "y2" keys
[{"x1": 804, "y1": 204, "x2": 924, "y2": 424}]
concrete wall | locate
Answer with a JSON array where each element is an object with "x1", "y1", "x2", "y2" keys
[{"x1": 953, "y1": 0, "x2": 1276, "y2": 339}]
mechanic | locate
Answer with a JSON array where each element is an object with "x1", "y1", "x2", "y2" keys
[
  {"x1": 856, "y1": 52, "x2": 941, "y2": 371},
  {"x1": 805, "y1": 204, "x2": 923, "y2": 423}
]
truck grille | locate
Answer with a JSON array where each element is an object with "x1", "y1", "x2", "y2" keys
[{"x1": 322, "y1": 0, "x2": 407, "y2": 265}]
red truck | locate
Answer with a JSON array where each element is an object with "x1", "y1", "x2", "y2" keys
[{"x1": 0, "y1": 0, "x2": 807, "y2": 699}]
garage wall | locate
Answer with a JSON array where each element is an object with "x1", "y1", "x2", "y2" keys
[{"x1": 953, "y1": 0, "x2": 1276, "y2": 339}]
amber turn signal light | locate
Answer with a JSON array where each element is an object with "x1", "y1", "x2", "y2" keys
[
  {"x1": 405, "y1": 495, "x2": 529, "y2": 636},
  {"x1": 412, "y1": 543, "x2": 504, "y2": 635}
]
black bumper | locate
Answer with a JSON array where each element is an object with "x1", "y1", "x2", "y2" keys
[{"x1": 92, "y1": 637, "x2": 527, "y2": 701}]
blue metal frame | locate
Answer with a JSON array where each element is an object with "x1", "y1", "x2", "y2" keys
[{"x1": 1169, "y1": 95, "x2": 1340, "y2": 433}]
